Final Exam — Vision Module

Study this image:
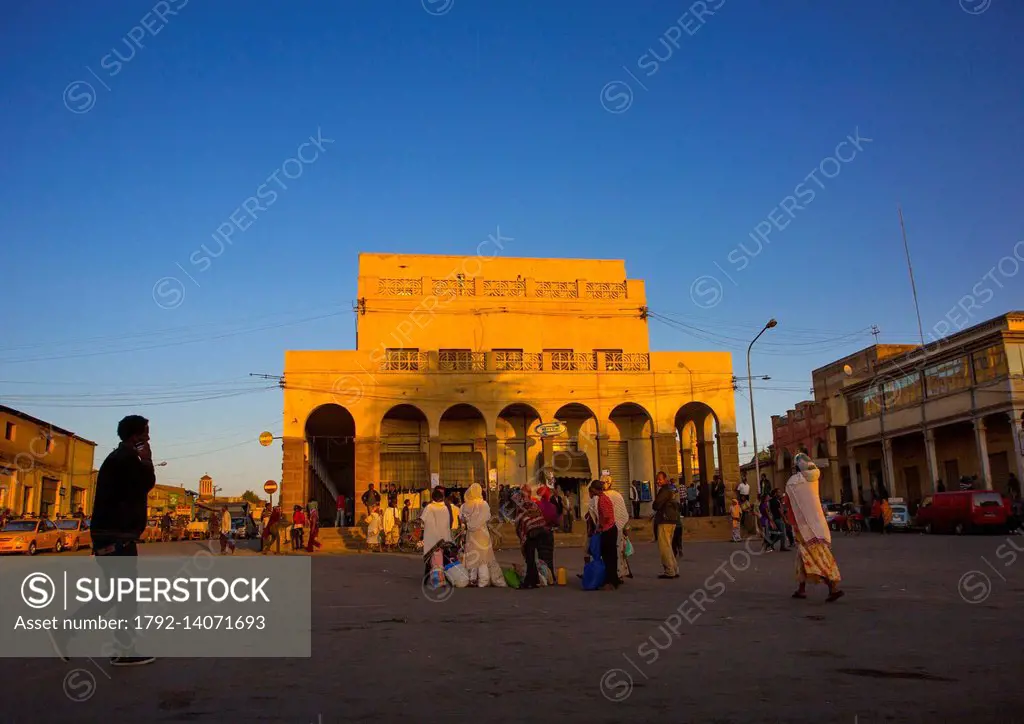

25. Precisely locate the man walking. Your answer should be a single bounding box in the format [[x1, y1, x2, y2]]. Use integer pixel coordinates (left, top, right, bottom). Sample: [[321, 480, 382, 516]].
[[629, 481, 641, 519], [50, 415, 157, 666], [768, 489, 789, 552], [652, 471, 680, 579], [219, 506, 236, 554]]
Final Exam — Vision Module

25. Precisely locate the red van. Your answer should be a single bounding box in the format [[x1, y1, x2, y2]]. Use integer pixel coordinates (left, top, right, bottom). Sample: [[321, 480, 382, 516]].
[[915, 491, 1008, 534]]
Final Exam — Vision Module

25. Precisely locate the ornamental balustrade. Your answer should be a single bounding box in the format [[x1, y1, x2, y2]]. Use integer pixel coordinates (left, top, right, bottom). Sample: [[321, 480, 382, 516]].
[[376, 351, 648, 372], [373, 277, 629, 299]]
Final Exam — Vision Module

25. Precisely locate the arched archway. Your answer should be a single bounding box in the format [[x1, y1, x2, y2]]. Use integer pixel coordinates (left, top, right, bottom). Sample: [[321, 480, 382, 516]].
[[545, 403, 600, 506], [608, 402, 654, 509], [380, 404, 429, 495], [438, 404, 487, 496], [496, 403, 542, 491], [674, 402, 721, 516], [305, 404, 355, 523]]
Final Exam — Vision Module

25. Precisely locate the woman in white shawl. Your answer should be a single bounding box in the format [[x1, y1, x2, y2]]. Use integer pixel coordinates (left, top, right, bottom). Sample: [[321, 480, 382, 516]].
[[588, 478, 631, 580], [786, 453, 844, 602], [460, 483, 496, 585]]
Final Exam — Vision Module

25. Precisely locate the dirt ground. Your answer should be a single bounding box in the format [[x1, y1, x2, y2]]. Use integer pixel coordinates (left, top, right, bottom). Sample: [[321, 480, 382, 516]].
[[5, 532, 1024, 724]]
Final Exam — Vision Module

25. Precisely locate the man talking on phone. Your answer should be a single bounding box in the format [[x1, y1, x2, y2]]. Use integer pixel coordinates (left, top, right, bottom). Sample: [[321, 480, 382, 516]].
[[50, 414, 157, 666]]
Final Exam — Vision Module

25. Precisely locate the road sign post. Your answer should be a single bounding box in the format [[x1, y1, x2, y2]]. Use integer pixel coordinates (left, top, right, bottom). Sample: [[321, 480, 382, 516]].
[[264, 480, 278, 509]]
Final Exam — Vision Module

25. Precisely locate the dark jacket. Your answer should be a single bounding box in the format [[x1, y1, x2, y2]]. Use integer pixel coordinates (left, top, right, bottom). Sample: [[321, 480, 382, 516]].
[[90, 444, 156, 542], [652, 484, 680, 525]]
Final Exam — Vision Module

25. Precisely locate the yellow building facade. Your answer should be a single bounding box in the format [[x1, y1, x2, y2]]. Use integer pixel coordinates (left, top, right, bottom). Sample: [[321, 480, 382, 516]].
[[0, 405, 97, 517], [281, 253, 740, 519]]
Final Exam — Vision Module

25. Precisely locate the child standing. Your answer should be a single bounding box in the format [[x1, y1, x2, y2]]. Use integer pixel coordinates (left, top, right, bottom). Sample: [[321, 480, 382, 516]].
[[730, 498, 742, 542], [291, 505, 306, 550], [366, 506, 382, 551]]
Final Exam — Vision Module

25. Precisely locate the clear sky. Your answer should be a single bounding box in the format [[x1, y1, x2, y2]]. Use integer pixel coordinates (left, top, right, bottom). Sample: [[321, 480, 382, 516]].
[[1, 0, 1021, 494]]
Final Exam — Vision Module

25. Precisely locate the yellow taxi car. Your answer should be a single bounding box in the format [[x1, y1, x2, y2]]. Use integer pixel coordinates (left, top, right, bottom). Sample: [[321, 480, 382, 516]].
[[0, 518, 65, 555], [56, 518, 92, 552]]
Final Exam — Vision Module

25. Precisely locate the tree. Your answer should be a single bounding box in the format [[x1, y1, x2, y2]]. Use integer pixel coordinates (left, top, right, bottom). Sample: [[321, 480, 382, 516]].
[[241, 490, 261, 505]]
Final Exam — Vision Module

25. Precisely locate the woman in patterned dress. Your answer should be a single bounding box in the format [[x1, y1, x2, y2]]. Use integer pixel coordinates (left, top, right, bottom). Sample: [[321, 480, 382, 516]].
[[786, 453, 844, 602]]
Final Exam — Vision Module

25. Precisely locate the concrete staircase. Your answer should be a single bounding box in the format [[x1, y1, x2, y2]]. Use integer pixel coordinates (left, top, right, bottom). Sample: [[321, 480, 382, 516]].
[[314, 515, 734, 554]]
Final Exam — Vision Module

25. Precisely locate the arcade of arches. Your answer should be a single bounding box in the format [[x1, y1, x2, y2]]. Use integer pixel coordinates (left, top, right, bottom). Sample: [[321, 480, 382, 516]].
[[281, 400, 740, 523]]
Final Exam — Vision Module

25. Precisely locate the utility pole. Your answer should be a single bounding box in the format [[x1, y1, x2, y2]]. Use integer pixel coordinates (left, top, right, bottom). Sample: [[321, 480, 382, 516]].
[[897, 205, 937, 492]]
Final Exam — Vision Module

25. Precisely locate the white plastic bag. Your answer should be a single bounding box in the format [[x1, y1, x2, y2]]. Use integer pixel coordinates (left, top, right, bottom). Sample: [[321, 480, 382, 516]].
[[536, 559, 551, 586], [444, 562, 470, 588], [489, 561, 506, 587], [477, 564, 491, 588]]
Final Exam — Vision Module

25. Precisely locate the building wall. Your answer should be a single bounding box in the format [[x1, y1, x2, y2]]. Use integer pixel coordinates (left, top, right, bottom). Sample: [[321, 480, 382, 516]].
[[0, 408, 97, 517], [841, 313, 1024, 498], [147, 485, 195, 518], [356, 254, 650, 355], [283, 254, 740, 518]]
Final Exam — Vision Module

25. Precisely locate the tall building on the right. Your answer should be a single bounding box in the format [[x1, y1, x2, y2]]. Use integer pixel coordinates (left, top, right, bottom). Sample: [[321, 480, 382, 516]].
[[832, 312, 1024, 504]]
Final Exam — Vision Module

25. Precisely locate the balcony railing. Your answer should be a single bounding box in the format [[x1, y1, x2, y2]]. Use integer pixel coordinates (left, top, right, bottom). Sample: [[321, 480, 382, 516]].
[[602, 351, 649, 371], [381, 351, 429, 371], [377, 278, 422, 296], [438, 351, 486, 372], [484, 280, 526, 297], [494, 350, 542, 371], [375, 351, 648, 372]]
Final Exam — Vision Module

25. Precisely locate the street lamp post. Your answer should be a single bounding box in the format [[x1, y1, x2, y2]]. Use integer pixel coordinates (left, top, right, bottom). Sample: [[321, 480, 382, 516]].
[[747, 319, 778, 498]]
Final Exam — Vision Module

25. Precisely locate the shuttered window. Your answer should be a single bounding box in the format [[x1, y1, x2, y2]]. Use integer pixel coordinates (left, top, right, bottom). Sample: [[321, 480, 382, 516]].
[[380, 453, 428, 488], [440, 451, 485, 487], [604, 441, 631, 499]]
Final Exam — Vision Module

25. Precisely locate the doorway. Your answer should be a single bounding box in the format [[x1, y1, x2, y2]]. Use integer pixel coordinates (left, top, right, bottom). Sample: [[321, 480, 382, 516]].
[[944, 459, 960, 488], [903, 466, 922, 504]]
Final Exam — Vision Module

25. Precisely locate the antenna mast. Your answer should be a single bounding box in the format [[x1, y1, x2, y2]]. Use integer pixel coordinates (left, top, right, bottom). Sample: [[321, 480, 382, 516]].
[[898, 206, 926, 348]]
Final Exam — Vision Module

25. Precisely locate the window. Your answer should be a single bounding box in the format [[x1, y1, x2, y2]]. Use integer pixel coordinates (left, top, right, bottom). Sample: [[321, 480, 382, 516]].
[[882, 372, 922, 410], [44, 436, 53, 453], [599, 349, 624, 371], [848, 386, 883, 420], [547, 349, 573, 371], [4, 422, 13, 441], [924, 356, 970, 397], [972, 344, 1008, 383], [383, 348, 421, 371], [494, 349, 524, 371]]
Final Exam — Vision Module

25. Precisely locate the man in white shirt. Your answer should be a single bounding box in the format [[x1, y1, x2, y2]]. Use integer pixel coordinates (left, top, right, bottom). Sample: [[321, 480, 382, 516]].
[[629, 481, 641, 518], [737, 479, 751, 502], [421, 488, 454, 580]]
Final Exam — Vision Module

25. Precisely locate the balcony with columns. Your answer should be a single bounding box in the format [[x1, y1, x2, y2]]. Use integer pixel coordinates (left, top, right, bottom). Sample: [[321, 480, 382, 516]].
[[839, 312, 1024, 500]]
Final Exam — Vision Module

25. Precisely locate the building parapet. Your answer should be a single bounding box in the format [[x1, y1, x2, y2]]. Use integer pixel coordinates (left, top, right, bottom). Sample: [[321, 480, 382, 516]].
[[373, 276, 634, 300]]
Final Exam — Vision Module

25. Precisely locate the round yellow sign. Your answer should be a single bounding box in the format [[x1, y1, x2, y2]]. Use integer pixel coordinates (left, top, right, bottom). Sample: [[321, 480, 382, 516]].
[[258, 431, 274, 447]]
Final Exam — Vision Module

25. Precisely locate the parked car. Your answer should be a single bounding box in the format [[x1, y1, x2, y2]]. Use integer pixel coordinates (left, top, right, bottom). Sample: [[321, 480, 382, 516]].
[[887, 499, 912, 531], [0, 518, 64, 555], [828, 503, 865, 532], [231, 518, 248, 539], [915, 490, 1007, 534], [56, 518, 92, 551]]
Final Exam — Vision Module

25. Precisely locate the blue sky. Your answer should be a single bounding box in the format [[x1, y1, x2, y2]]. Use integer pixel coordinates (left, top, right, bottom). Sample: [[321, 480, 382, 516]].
[[1, 0, 1021, 494]]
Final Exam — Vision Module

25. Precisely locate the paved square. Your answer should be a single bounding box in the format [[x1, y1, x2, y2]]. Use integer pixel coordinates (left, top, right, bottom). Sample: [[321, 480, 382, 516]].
[[4, 534, 1023, 723]]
